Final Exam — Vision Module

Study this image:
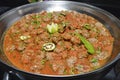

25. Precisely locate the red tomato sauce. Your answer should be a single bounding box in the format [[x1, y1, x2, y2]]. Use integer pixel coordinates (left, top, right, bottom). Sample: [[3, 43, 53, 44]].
[[3, 11, 114, 75]]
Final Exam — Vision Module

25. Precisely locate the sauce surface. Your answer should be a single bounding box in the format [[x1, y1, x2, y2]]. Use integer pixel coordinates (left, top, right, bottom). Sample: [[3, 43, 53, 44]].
[[3, 11, 114, 75]]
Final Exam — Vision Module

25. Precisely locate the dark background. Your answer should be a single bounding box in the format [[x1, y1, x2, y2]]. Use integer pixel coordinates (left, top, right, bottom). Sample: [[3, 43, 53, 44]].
[[0, 0, 120, 80], [0, 0, 120, 7], [0, 0, 120, 18]]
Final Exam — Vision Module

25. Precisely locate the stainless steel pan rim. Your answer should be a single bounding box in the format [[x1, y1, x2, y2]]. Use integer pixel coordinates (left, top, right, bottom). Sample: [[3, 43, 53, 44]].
[[0, 1, 120, 78]]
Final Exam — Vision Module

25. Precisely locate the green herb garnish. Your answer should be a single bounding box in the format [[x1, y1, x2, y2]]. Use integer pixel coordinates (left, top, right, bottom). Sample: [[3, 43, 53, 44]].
[[62, 21, 69, 27], [84, 23, 91, 30], [91, 58, 98, 63], [47, 13, 52, 18], [63, 69, 67, 74], [32, 21, 40, 25], [96, 47, 101, 54], [20, 35, 31, 40], [32, 15, 40, 19], [41, 59, 47, 65], [70, 67, 75, 75]]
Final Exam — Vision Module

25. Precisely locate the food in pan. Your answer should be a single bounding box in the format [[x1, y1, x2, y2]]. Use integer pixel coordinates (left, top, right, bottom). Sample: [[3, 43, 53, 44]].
[[3, 10, 114, 75]]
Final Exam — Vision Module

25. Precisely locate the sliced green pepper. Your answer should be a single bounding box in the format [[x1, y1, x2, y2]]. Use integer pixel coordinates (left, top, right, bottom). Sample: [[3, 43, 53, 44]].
[[75, 33, 95, 54], [47, 22, 59, 34], [42, 42, 56, 51]]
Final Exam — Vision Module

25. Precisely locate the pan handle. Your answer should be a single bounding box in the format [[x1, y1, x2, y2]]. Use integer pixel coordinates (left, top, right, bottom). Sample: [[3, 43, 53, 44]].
[[116, 73, 120, 80], [3, 71, 26, 80], [3, 72, 9, 80], [115, 61, 120, 80], [114, 53, 120, 80]]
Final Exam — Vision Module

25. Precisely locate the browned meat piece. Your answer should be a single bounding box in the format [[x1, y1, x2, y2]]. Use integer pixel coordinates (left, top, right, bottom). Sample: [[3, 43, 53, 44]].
[[66, 56, 77, 68]]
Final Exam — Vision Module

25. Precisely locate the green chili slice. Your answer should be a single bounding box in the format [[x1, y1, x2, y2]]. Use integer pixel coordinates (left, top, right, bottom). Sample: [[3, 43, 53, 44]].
[[75, 33, 95, 54], [43, 43, 56, 51], [47, 22, 59, 34]]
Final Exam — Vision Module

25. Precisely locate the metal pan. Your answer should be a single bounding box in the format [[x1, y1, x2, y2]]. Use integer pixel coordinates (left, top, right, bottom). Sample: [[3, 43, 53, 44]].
[[0, 1, 120, 80]]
